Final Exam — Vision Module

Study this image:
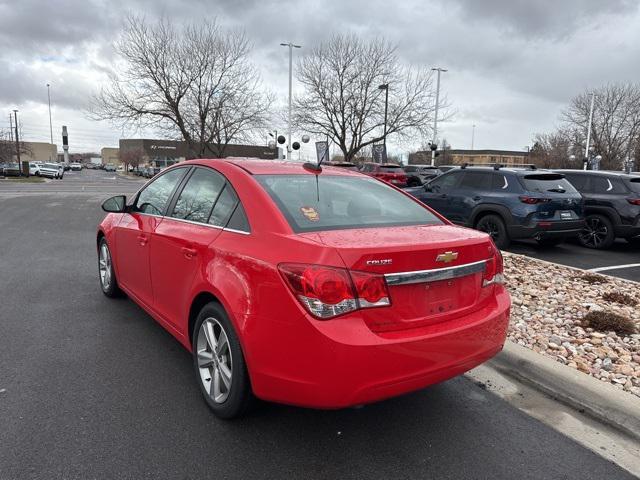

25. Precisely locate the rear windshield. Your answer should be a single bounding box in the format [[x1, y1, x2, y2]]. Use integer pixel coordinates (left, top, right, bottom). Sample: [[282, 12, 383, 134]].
[[256, 174, 443, 233], [629, 178, 640, 193], [380, 166, 404, 172], [519, 174, 578, 194]]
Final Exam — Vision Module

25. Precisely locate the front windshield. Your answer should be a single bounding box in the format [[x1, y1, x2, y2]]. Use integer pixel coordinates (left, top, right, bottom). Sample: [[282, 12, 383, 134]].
[[256, 174, 442, 233]]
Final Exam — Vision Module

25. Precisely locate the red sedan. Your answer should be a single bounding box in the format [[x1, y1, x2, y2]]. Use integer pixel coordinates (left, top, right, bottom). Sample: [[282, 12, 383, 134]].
[[360, 162, 409, 187], [97, 159, 510, 418]]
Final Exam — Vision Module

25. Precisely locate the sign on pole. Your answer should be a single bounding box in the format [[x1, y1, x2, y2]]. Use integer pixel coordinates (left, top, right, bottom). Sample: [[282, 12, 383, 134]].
[[372, 144, 385, 163], [315, 141, 329, 164]]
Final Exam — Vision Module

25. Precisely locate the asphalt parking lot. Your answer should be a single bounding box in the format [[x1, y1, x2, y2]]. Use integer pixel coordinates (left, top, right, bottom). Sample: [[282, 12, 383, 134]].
[[0, 169, 636, 479]]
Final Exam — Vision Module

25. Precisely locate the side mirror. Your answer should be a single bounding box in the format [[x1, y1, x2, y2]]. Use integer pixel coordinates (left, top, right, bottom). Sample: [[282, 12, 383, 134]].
[[101, 195, 127, 213]]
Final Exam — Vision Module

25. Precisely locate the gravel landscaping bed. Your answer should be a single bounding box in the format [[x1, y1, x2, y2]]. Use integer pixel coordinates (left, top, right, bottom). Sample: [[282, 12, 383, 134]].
[[503, 253, 640, 399]]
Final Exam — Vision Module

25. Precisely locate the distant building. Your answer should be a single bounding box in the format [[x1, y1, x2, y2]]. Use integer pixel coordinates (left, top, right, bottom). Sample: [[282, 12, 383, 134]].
[[118, 139, 278, 168], [101, 147, 120, 166], [410, 149, 530, 167], [15, 142, 57, 162]]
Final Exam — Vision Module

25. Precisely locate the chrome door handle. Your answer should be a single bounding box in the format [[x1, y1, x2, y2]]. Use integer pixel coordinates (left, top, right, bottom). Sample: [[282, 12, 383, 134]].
[[181, 247, 197, 259], [137, 234, 148, 246]]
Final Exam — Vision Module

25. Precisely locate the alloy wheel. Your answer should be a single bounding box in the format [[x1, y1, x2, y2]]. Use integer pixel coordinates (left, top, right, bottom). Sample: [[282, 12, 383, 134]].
[[196, 318, 233, 404], [99, 243, 111, 290], [478, 221, 500, 240], [579, 217, 608, 248]]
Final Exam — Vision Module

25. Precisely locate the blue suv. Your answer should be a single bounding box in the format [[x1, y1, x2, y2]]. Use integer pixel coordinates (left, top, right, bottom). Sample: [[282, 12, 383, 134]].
[[405, 166, 585, 249]]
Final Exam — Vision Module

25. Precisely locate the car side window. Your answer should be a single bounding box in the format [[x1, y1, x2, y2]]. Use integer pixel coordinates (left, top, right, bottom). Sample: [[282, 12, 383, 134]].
[[428, 171, 459, 191], [564, 174, 588, 191], [209, 184, 239, 227], [226, 203, 250, 232], [588, 176, 627, 194], [459, 171, 492, 190], [135, 168, 187, 215], [170, 168, 225, 223], [491, 174, 510, 190]]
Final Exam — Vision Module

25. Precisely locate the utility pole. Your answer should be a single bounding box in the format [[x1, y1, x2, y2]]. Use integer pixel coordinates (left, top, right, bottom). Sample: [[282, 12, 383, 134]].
[[471, 124, 476, 150], [47, 83, 53, 144], [378, 83, 389, 162], [431, 67, 447, 166], [13, 110, 21, 175], [9, 113, 14, 143], [280, 42, 301, 159], [584, 92, 596, 171]]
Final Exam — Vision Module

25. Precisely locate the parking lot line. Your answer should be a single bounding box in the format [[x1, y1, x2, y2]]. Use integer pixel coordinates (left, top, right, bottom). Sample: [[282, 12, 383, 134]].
[[589, 263, 640, 272]]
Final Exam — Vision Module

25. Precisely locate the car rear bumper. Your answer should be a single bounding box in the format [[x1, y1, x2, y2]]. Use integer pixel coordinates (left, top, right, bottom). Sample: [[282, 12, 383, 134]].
[[508, 219, 585, 240], [245, 288, 510, 408]]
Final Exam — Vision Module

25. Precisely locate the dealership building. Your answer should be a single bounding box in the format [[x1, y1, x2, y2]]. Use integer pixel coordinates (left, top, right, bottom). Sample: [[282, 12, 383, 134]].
[[117, 139, 279, 167]]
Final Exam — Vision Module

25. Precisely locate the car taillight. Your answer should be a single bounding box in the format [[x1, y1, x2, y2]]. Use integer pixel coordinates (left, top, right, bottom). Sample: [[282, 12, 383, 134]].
[[482, 246, 504, 287], [519, 196, 551, 204], [278, 263, 390, 319], [627, 198, 640, 206]]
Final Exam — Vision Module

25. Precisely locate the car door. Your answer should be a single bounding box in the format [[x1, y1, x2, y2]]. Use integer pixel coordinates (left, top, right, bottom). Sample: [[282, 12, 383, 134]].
[[454, 171, 494, 225], [150, 167, 237, 331], [114, 167, 188, 307], [418, 170, 462, 218]]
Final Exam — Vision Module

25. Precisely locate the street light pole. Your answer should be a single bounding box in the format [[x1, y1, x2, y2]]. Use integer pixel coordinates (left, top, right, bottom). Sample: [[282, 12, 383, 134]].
[[280, 42, 301, 159], [13, 110, 21, 175], [431, 67, 447, 166], [47, 83, 53, 145], [584, 92, 596, 170], [378, 83, 389, 163], [471, 124, 476, 150]]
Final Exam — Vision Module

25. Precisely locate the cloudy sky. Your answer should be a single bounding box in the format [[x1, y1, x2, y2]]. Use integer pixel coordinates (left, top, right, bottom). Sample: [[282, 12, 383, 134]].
[[1, 0, 639, 159]]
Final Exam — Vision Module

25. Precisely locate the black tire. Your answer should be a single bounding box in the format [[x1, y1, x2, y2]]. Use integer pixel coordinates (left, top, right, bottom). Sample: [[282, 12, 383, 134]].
[[578, 214, 615, 249], [192, 302, 253, 419], [98, 237, 122, 297], [536, 237, 565, 247], [476, 214, 510, 249]]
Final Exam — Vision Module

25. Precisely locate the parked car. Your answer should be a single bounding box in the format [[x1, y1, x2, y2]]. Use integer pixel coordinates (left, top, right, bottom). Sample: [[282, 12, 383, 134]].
[[360, 162, 408, 187], [405, 166, 585, 249], [29, 162, 41, 176], [97, 159, 510, 418], [327, 161, 359, 171], [1, 162, 21, 176], [404, 165, 442, 187], [556, 170, 640, 248], [39, 163, 64, 179], [436, 165, 457, 173], [69, 162, 83, 171], [104, 163, 117, 172]]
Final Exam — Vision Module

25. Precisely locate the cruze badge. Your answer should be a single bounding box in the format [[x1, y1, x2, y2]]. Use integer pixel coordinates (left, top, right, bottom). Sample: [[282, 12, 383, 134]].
[[366, 259, 393, 266], [436, 251, 458, 263]]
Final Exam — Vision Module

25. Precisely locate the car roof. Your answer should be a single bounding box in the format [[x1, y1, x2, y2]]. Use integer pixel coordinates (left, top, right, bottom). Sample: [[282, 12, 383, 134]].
[[451, 166, 557, 175], [554, 169, 638, 179], [183, 158, 362, 176]]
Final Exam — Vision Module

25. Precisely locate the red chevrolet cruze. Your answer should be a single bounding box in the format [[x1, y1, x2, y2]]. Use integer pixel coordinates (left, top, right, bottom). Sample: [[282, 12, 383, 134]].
[[97, 159, 510, 418]]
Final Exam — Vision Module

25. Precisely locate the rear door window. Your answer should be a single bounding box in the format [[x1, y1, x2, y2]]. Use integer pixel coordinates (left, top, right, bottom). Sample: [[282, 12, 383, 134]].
[[170, 167, 225, 223], [563, 174, 588, 191], [588, 176, 627, 194], [209, 185, 239, 227], [428, 171, 460, 191]]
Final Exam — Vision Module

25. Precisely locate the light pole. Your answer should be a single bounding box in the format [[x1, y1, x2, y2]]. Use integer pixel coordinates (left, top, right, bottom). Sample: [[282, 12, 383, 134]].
[[584, 92, 596, 170], [13, 110, 21, 175], [471, 124, 476, 150], [280, 42, 301, 159], [378, 83, 389, 163], [47, 83, 53, 146], [431, 67, 447, 166]]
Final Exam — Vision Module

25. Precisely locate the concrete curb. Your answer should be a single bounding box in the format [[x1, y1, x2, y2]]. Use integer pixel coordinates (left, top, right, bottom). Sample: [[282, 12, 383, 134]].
[[489, 341, 640, 441]]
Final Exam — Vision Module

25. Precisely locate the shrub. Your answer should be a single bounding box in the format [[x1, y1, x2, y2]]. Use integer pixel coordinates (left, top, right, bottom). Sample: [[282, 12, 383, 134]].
[[602, 291, 638, 307], [582, 311, 637, 336], [578, 273, 608, 284]]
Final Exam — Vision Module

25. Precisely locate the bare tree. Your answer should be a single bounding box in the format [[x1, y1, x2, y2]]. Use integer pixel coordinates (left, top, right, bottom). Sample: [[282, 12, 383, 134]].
[[293, 35, 442, 163], [0, 128, 33, 164], [90, 16, 273, 159], [561, 83, 640, 170], [120, 148, 146, 172], [529, 131, 583, 169]]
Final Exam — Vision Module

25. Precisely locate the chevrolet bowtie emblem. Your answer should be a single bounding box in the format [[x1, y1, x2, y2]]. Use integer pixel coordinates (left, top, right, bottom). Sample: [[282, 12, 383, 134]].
[[436, 251, 458, 263]]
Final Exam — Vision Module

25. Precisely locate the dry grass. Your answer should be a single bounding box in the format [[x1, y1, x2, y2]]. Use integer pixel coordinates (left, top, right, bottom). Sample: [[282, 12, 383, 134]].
[[578, 273, 609, 284], [582, 311, 637, 336], [602, 291, 638, 307]]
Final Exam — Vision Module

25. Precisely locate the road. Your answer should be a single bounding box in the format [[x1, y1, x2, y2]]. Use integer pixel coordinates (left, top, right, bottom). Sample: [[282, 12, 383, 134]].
[[0, 169, 636, 479]]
